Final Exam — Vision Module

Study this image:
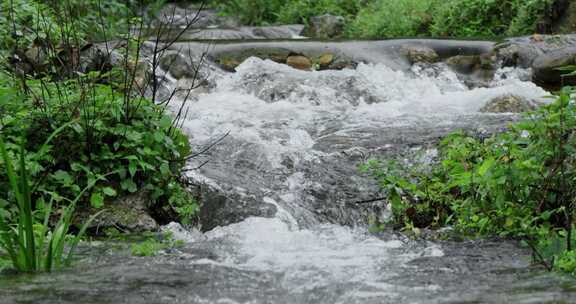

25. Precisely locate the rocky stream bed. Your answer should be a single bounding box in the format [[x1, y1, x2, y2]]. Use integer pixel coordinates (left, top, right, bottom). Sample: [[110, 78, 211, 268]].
[[3, 5, 576, 304]]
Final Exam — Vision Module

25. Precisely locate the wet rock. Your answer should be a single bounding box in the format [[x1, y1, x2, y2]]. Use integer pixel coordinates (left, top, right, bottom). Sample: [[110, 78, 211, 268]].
[[446, 55, 481, 74], [329, 60, 358, 70], [318, 53, 335, 69], [23, 43, 49, 72], [402, 45, 439, 64], [303, 14, 345, 39], [79, 42, 124, 74], [480, 95, 537, 113], [532, 47, 576, 85], [77, 191, 159, 234], [217, 57, 243, 71], [495, 34, 576, 68], [195, 184, 277, 232], [286, 55, 313, 70], [213, 48, 292, 71], [250, 25, 305, 39], [159, 52, 198, 79], [445, 54, 496, 87]]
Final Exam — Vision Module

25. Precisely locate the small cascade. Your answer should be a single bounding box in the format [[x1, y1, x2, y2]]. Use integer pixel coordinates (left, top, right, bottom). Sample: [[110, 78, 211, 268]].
[[2, 40, 575, 304], [166, 56, 547, 228]]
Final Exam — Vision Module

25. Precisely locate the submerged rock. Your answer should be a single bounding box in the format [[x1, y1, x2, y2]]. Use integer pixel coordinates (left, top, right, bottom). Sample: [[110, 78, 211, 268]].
[[286, 54, 313, 70], [318, 53, 335, 68], [480, 95, 537, 113], [444, 53, 496, 88], [446, 55, 481, 74], [303, 14, 345, 39], [402, 45, 439, 64]]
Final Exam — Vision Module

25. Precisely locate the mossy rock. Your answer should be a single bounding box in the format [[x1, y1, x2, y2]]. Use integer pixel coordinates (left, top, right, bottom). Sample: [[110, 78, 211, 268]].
[[480, 94, 537, 113], [75, 191, 159, 235]]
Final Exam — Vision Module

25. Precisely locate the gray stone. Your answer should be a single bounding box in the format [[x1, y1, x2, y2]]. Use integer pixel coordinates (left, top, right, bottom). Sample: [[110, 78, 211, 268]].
[[532, 47, 576, 85], [480, 95, 537, 113], [78, 42, 124, 74], [304, 14, 345, 39], [495, 34, 576, 68], [195, 184, 277, 232], [159, 52, 198, 79]]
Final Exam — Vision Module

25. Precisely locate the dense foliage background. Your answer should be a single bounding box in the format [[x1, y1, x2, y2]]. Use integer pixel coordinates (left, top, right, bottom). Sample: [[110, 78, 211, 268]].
[[216, 0, 557, 38]]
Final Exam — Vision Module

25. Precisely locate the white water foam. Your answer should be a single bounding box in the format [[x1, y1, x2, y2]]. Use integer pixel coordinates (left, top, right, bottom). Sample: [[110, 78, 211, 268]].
[[163, 57, 549, 302], [172, 58, 547, 156]]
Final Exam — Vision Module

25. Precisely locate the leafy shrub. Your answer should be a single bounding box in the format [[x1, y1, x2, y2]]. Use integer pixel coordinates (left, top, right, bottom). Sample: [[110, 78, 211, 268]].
[[0, 0, 59, 52], [0, 133, 102, 272], [217, 0, 556, 38], [557, 250, 576, 275], [218, 0, 365, 25], [430, 0, 553, 37], [0, 0, 163, 50], [346, 0, 437, 38], [363, 87, 576, 272], [218, 0, 285, 25], [276, 0, 365, 25], [0, 73, 197, 225]]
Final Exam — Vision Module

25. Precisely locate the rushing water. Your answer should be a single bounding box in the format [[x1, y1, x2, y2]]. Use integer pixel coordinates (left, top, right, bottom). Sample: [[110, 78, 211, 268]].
[[2, 47, 576, 303]]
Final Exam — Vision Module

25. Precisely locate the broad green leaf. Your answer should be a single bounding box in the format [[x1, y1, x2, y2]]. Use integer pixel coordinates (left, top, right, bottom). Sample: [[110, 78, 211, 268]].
[[102, 187, 117, 197], [90, 193, 104, 209]]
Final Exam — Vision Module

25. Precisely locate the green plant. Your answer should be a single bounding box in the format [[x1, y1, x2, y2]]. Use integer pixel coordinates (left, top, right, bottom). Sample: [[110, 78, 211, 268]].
[[130, 232, 184, 257], [0, 133, 102, 272], [0, 0, 200, 229], [0, 74, 197, 224], [557, 250, 576, 275], [276, 0, 364, 25], [430, 0, 553, 37], [346, 0, 437, 38], [363, 87, 576, 272], [218, 0, 364, 26], [218, 0, 284, 25]]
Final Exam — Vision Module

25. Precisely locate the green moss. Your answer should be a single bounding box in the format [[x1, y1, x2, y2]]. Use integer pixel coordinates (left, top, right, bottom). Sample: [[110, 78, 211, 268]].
[[130, 232, 184, 257]]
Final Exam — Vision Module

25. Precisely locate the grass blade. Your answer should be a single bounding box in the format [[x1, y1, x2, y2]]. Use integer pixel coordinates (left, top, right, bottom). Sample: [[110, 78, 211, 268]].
[[65, 209, 106, 266], [18, 145, 36, 270]]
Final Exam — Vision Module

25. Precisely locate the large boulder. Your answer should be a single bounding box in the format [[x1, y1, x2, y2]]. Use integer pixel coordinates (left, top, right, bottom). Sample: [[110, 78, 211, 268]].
[[495, 34, 576, 68], [193, 184, 277, 232], [480, 95, 537, 113], [532, 47, 576, 85], [159, 52, 199, 79], [78, 42, 124, 74], [303, 14, 345, 39]]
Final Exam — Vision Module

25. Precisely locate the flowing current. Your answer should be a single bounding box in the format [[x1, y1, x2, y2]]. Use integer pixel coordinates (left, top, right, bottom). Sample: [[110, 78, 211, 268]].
[[3, 56, 576, 304]]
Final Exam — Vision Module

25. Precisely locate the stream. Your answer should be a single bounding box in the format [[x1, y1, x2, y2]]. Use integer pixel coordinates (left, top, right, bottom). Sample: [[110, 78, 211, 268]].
[[2, 21, 576, 304]]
